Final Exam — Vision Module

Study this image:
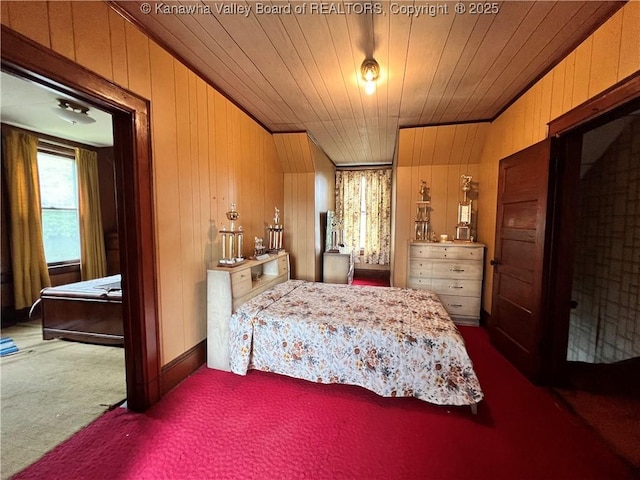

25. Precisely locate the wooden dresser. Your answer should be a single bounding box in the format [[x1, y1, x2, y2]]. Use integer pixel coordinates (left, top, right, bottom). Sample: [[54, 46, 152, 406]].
[[207, 252, 290, 370], [407, 242, 485, 326]]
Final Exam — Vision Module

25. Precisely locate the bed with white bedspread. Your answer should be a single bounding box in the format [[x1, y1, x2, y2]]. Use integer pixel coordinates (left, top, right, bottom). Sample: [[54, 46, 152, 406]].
[[228, 280, 483, 408]]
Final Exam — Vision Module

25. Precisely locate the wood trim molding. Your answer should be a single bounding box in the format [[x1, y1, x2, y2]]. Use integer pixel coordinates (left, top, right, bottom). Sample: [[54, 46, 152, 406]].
[[548, 70, 640, 137], [161, 340, 206, 395], [1, 25, 161, 412]]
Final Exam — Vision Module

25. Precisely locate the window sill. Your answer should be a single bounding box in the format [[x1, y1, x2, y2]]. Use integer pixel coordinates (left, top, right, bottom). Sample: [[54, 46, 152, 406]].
[[47, 262, 80, 275]]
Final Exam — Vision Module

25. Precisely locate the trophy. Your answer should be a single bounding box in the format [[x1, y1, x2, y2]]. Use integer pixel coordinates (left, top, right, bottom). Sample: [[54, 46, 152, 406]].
[[218, 203, 245, 265], [267, 207, 284, 252], [455, 175, 474, 242], [327, 214, 344, 252], [254, 236, 266, 257], [414, 181, 431, 241]]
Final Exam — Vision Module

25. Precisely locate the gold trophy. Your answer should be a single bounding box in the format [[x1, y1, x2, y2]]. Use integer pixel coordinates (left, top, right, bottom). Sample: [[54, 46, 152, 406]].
[[267, 207, 284, 252], [414, 181, 431, 241], [218, 203, 245, 265], [455, 175, 474, 242]]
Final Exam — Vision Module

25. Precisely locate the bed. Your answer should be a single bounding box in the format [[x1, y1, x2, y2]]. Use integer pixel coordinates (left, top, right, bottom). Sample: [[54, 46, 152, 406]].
[[227, 280, 483, 410], [31, 274, 123, 346]]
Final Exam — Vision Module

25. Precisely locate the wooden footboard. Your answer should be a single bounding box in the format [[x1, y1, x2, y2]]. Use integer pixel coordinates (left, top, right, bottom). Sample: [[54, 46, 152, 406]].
[[36, 275, 124, 346]]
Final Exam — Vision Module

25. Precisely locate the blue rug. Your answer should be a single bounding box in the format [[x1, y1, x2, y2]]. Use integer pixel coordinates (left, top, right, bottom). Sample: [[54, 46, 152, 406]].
[[1, 337, 19, 356]]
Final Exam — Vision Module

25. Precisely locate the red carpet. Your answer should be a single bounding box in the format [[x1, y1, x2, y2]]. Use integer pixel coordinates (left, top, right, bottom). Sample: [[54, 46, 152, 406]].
[[13, 327, 636, 480], [351, 271, 390, 287]]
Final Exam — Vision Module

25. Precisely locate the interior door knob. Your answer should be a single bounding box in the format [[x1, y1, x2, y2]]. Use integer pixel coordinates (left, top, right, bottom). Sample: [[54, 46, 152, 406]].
[[490, 259, 500, 265]]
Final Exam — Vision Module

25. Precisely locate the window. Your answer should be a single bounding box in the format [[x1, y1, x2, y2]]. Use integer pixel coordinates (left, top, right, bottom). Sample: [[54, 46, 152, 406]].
[[336, 169, 392, 265], [359, 175, 367, 250], [37, 151, 81, 264]]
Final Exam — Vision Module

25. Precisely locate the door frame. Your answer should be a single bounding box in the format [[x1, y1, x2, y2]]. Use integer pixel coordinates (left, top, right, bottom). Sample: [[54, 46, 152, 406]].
[[1, 26, 161, 411], [545, 71, 640, 385]]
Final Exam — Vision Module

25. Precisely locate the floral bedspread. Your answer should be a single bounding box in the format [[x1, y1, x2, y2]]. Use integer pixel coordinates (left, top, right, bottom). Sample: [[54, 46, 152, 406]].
[[229, 280, 483, 406]]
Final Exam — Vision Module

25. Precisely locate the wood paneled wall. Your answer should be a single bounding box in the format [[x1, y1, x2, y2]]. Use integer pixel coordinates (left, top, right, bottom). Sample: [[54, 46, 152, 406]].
[[393, 3, 639, 300], [275, 133, 335, 281], [1, 1, 283, 365], [477, 2, 640, 313], [311, 140, 336, 279], [396, 123, 489, 167], [392, 123, 487, 287]]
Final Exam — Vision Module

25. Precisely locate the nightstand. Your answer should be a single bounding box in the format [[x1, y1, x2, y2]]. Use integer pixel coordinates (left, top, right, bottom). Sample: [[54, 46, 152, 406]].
[[323, 247, 354, 284]]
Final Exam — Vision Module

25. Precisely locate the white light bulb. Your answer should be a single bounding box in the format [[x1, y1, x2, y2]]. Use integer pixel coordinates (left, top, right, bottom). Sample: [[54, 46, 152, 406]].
[[364, 81, 376, 95], [364, 68, 375, 82]]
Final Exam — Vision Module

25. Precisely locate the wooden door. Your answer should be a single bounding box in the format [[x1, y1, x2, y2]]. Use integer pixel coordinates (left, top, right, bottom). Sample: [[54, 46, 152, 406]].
[[490, 139, 553, 383]]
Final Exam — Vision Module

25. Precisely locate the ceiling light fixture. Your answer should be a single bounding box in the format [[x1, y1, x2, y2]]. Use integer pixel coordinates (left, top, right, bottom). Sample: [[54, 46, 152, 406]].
[[54, 98, 96, 125], [361, 58, 380, 95]]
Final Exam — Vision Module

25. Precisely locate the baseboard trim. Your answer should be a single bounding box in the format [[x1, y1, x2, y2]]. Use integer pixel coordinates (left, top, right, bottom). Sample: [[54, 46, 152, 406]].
[[354, 263, 390, 272], [160, 339, 206, 395], [481, 309, 491, 328], [0, 307, 29, 328]]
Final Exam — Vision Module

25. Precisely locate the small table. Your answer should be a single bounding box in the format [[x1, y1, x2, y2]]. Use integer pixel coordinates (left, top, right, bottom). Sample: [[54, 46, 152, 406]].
[[323, 247, 354, 284]]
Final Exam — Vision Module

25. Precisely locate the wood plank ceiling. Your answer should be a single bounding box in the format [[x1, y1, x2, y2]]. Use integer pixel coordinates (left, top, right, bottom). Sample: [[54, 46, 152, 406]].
[[112, 1, 624, 166]]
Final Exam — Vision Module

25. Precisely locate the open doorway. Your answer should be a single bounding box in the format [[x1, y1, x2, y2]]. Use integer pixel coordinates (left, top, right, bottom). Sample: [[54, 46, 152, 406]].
[[1, 27, 160, 412], [567, 111, 640, 371], [547, 91, 640, 471], [0, 69, 128, 478]]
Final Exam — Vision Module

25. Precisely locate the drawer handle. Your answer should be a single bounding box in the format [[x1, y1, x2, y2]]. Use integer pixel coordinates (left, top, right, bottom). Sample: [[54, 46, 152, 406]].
[[449, 304, 464, 308], [448, 286, 464, 289], [450, 269, 465, 272]]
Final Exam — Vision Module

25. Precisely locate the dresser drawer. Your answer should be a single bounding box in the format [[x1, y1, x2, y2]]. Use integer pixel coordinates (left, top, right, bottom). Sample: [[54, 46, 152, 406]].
[[408, 260, 433, 277], [429, 278, 481, 297], [431, 261, 483, 280], [409, 245, 440, 259], [410, 244, 484, 260], [230, 269, 252, 297], [437, 295, 481, 317], [407, 277, 432, 289], [278, 255, 289, 275]]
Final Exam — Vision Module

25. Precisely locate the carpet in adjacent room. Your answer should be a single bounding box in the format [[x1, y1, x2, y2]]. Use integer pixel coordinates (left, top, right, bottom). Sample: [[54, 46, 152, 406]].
[[0, 321, 126, 480]]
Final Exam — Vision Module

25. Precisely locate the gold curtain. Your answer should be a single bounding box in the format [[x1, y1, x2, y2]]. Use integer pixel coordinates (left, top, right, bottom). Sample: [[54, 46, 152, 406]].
[[362, 169, 392, 265], [335, 169, 392, 265], [1, 129, 51, 309], [335, 170, 362, 252], [76, 147, 107, 280]]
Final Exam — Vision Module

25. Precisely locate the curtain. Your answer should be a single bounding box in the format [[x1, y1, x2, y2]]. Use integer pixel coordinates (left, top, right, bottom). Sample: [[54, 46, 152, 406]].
[[362, 169, 392, 265], [76, 147, 107, 280], [335, 170, 362, 252], [1, 129, 51, 309], [335, 169, 392, 265]]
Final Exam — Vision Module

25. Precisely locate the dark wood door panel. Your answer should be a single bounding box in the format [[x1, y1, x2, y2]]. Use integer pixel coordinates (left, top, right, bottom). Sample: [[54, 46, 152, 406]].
[[501, 168, 542, 203], [494, 300, 537, 350], [502, 201, 539, 230], [501, 239, 536, 281], [491, 309, 540, 379], [496, 274, 534, 312], [499, 227, 537, 243], [491, 139, 552, 383]]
